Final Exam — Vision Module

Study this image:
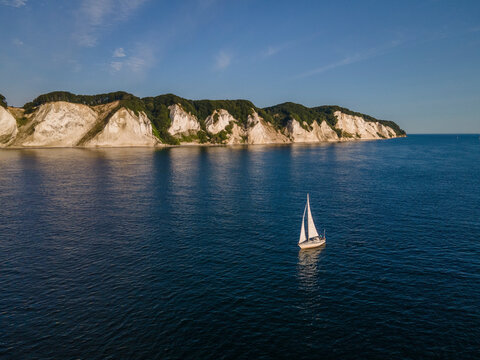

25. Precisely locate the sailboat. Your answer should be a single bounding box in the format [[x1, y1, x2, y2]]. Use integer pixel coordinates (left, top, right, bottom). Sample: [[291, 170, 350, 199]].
[[298, 194, 326, 249]]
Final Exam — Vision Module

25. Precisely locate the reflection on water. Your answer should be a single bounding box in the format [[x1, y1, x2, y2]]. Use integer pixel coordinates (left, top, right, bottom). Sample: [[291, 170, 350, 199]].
[[1, 136, 480, 359], [297, 245, 325, 290]]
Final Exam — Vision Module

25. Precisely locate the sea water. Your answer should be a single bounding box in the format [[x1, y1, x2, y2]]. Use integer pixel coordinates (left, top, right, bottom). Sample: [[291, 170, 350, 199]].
[[1, 135, 479, 359]]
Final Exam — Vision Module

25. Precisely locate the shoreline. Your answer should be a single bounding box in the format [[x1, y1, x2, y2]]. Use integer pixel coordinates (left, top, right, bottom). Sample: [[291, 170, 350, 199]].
[[0, 136, 407, 150]]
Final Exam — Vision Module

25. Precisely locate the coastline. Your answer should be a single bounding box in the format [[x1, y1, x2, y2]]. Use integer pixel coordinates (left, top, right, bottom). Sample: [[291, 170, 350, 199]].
[[0, 93, 406, 149], [0, 135, 407, 150]]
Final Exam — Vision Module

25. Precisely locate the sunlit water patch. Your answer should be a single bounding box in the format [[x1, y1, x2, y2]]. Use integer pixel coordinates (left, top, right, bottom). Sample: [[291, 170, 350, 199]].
[[1, 135, 479, 359]]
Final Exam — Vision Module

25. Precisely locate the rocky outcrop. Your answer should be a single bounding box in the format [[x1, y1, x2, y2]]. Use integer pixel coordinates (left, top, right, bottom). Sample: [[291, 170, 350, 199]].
[[286, 119, 339, 142], [334, 111, 396, 139], [317, 121, 340, 141], [18, 102, 98, 147], [205, 109, 235, 134], [246, 112, 289, 144], [0, 92, 405, 147], [168, 104, 200, 136], [226, 123, 246, 145], [204, 110, 290, 145], [7, 102, 158, 147], [86, 108, 157, 147], [0, 106, 18, 146], [285, 112, 397, 143]]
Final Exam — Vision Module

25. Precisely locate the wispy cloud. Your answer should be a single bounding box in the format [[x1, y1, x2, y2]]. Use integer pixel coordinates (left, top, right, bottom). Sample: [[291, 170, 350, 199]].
[[113, 47, 126, 57], [110, 61, 123, 71], [73, 0, 149, 47], [261, 40, 295, 58], [126, 56, 147, 72], [295, 40, 403, 79], [110, 43, 155, 73], [1, 0, 27, 7], [296, 54, 366, 78], [263, 45, 283, 58], [12, 38, 23, 46], [258, 33, 323, 61], [214, 50, 232, 70]]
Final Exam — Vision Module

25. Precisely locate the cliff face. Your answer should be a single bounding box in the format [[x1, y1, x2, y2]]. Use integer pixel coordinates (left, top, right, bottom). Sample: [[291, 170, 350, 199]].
[[162, 106, 399, 145], [334, 111, 395, 139], [168, 104, 200, 136], [246, 112, 290, 144], [8, 102, 159, 147], [0, 91, 405, 147], [16, 102, 98, 147], [226, 123, 246, 145], [0, 106, 18, 146], [86, 108, 157, 147], [286, 119, 339, 142], [205, 109, 234, 134]]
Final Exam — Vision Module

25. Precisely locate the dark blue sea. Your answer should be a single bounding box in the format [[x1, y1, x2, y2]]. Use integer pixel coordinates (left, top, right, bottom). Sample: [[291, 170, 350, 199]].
[[1, 135, 480, 359]]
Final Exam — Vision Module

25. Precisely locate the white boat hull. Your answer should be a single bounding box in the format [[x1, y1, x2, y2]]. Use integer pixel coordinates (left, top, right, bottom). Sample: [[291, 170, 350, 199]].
[[299, 237, 326, 249]]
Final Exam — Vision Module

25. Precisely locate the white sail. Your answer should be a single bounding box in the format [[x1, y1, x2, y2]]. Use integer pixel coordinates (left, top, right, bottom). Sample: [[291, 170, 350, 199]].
[[299, 204, 307, 244], [306, 194, 319, 239]]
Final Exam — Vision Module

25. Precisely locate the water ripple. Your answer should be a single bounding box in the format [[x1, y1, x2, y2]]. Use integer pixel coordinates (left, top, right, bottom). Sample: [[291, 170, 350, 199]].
[[0, 136, 479, 358]]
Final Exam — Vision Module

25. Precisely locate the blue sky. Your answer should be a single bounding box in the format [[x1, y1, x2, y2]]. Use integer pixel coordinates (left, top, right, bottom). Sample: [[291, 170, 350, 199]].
[[0, 0, 479, 133]]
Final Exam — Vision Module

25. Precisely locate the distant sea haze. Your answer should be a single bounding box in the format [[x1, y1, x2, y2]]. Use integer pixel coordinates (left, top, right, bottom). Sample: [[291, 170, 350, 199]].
[[1, 135, 479, 358], [0, 91, 405, 148]]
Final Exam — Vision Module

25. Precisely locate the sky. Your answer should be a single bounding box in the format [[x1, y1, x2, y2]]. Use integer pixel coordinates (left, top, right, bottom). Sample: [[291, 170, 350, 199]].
[[0, 0, 479, 133]]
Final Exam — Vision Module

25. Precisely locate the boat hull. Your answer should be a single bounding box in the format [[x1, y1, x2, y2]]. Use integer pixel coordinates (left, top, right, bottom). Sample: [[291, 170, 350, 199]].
[[299, 237, 326, 249]]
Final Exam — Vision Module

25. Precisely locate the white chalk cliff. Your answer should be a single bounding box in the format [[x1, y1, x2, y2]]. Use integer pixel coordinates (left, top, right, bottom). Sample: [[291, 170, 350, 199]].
[[168, 104, 200, 136], [19, 102, 98, 147], [205, 109, 235, 134], [204, 110, 292, 144], [334, 111, 395, 139], [87, 108, 157, 147], [0, 96, 403, 147], [226, 123, 246, 145], [286, 119, 339, 142], [7, 102, 159, 147], [246, 112, 289, 144], [0, 106, 18, 146]]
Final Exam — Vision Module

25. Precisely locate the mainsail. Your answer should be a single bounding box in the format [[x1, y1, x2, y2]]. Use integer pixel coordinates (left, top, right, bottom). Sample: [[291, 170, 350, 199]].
[[306, 194, 319, 239], [299, 204, 307, 244]]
